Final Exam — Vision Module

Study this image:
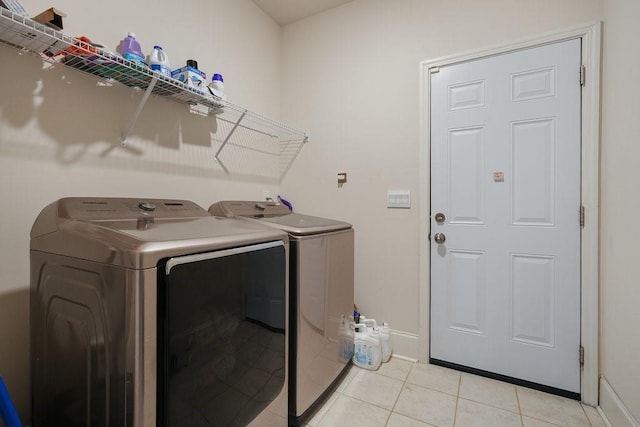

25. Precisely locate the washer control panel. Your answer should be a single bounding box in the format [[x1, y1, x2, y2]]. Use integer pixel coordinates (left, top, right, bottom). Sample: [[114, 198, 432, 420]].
[[138, 201, 157, 212], [209, 200, 290, 218]]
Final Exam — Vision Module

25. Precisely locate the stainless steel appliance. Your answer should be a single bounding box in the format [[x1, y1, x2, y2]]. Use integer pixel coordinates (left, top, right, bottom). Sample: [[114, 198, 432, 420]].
[[208, 201, 354, 426], [30, 197, 289, 426]]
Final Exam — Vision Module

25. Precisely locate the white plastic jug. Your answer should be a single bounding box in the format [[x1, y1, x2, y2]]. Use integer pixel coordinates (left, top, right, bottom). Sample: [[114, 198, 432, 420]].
[[146, 45, 171, 77], [338, 315, 354, 363], [352, 323, 382, 370], [116, 32, 145, 63], [379, 322, 392, 362], [362, 317, 377, 328]]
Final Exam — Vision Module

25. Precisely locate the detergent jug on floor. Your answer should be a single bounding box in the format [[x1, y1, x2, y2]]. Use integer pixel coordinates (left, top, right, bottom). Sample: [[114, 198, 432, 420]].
[[352, 323, 382, 370], [338, 314, 354, 363], [379, 322, 392, 362]]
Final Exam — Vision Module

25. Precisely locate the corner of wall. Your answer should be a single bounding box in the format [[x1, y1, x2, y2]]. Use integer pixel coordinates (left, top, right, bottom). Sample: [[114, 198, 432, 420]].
[[599, 376, 640, 427], [390, 329, 420, 361]]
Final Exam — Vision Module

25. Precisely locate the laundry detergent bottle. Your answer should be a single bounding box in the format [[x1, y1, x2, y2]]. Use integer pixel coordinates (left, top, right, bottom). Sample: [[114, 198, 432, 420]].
[[338, 315, 354, 362], [116, 32, 145, 63], [379, 322, 392, 362], [362, 318, 377, 329], [352, 323, 382, 370]]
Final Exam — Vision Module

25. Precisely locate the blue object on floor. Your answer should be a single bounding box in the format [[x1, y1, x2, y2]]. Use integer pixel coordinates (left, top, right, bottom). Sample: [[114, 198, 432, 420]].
[[0, 375, 22, 427]]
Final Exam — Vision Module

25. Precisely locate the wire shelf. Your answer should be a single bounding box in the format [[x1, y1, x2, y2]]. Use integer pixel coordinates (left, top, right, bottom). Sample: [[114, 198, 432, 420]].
[[0, 7, 308, 179]]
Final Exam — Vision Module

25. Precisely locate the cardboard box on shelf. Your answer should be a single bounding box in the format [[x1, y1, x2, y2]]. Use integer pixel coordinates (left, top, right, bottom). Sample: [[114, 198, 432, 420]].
[[32, 7, 65, 30], [171, 66, 207, 92]]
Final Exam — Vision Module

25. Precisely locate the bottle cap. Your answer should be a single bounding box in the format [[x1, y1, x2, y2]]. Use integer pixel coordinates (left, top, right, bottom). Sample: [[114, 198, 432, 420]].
[[187, 59, 198, 69], [127, 32, 135, 38], [213, 73, 224, 82], [154, 45, 163, 50]]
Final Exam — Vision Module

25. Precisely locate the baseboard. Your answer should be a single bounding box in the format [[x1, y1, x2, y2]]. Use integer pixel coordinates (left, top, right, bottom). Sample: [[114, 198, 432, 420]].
[[390, 329, 419, 361], [599, 376, 640, 427]]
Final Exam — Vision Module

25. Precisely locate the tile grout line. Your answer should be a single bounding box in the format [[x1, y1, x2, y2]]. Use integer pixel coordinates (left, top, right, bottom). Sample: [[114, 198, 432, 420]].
[[390, 363, 444, 427], [515, 386, 525, 427], [384, 363, 412, 425], [452, 372, 462, 427], [580, 402, 596, 427], [455, 394, 526, 416], [307, 379, 346, 427], [456, 373, 528, 416], [339, 367, 408, 423], [318, 360, 594, 427], [515, 386, 579, 426]]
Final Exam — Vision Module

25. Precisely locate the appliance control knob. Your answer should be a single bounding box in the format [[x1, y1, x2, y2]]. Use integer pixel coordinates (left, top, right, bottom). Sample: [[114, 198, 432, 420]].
[[138, 201, 156, 212]]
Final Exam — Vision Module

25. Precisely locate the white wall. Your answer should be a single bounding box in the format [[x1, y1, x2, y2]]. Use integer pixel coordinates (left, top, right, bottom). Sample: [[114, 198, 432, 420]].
[[600, 0, 640, 423], [281, 0, 603, 359], [0, 0, 281, 422]]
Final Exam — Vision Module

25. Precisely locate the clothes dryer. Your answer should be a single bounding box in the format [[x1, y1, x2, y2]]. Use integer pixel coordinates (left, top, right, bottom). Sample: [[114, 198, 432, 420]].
[[30, 197, 289, 426], [208, 201, 354, 426]]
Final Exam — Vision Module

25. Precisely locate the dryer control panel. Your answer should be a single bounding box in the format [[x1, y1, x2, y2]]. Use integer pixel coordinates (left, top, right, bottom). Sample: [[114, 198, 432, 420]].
[[56, 197, 209, 220]]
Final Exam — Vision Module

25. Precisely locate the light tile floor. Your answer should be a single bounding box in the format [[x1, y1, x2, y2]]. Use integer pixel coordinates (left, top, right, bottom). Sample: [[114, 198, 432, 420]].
[[304, 358, 606, 427]]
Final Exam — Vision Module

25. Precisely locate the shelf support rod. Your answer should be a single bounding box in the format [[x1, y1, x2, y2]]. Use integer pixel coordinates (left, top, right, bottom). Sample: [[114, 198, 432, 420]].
[[214, 109, 247, 160], [121, 76, 158, 146], [216, 116, 279, 139], [279, 132, 309, 180]]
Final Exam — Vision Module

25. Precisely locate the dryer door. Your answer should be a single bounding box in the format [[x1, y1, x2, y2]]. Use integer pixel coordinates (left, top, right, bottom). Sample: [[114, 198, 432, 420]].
[[157, 241, 288, 427]]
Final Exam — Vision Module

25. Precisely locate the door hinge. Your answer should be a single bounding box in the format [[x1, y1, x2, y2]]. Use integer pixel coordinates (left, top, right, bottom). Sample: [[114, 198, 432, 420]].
[[579, 345, 585, 367], [580, 65, 586, 86], [579, 205, 585, 228]]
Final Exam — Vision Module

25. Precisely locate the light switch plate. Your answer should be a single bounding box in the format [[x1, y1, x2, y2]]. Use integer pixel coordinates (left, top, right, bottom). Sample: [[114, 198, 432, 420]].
[[387, 190, 411, 208]]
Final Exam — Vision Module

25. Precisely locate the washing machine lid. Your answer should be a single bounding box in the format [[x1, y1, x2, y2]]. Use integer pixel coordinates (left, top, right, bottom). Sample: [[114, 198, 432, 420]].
[[30, 197, 289, 269], [209, 200, 352, 236]]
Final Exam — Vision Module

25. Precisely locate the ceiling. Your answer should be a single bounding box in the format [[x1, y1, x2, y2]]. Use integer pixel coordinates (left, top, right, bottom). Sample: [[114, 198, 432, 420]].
[[252, 0, 354, 25]]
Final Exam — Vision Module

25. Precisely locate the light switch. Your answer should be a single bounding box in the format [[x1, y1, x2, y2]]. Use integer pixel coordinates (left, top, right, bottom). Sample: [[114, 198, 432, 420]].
[[387, 190, 411, 208]]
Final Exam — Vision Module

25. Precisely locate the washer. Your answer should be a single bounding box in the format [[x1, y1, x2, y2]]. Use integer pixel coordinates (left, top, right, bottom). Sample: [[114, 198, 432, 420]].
[[208, 201, 354, 426], [30, 197, 290, 426]]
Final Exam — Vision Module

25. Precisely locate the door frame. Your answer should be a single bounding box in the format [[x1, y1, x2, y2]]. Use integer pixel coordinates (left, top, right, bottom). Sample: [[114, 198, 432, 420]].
[[418, 22, 601, 405]]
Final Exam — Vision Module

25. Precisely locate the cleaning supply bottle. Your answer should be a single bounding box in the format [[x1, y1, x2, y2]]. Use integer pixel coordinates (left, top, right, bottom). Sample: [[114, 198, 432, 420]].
[[379, 322, 392, 362], [352, 306, 360, 324], [208, 73, 226, 99], [116, 32, 145, 64], [362, 318, 377, 329], [338, 315, 354, 363], [146, 45, 171, 77], [352, 323, 382, 370]]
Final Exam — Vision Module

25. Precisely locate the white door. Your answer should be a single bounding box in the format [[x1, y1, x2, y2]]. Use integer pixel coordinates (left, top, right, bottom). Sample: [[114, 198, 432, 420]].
[[430, 39, 582, 394]]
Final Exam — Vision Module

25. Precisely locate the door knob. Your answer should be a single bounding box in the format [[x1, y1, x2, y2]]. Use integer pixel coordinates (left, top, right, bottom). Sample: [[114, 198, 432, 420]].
[[434, 233, 446, 244], [434, 212, 445, 222]]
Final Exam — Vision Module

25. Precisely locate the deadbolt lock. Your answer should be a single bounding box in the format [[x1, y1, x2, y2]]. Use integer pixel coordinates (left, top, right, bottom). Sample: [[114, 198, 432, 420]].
[[434, 212, 445, 223]]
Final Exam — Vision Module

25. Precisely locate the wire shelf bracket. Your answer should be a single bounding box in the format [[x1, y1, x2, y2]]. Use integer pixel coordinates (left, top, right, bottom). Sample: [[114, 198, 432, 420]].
[[214, 109, 247, 160], [121, 76, 157, 146]]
